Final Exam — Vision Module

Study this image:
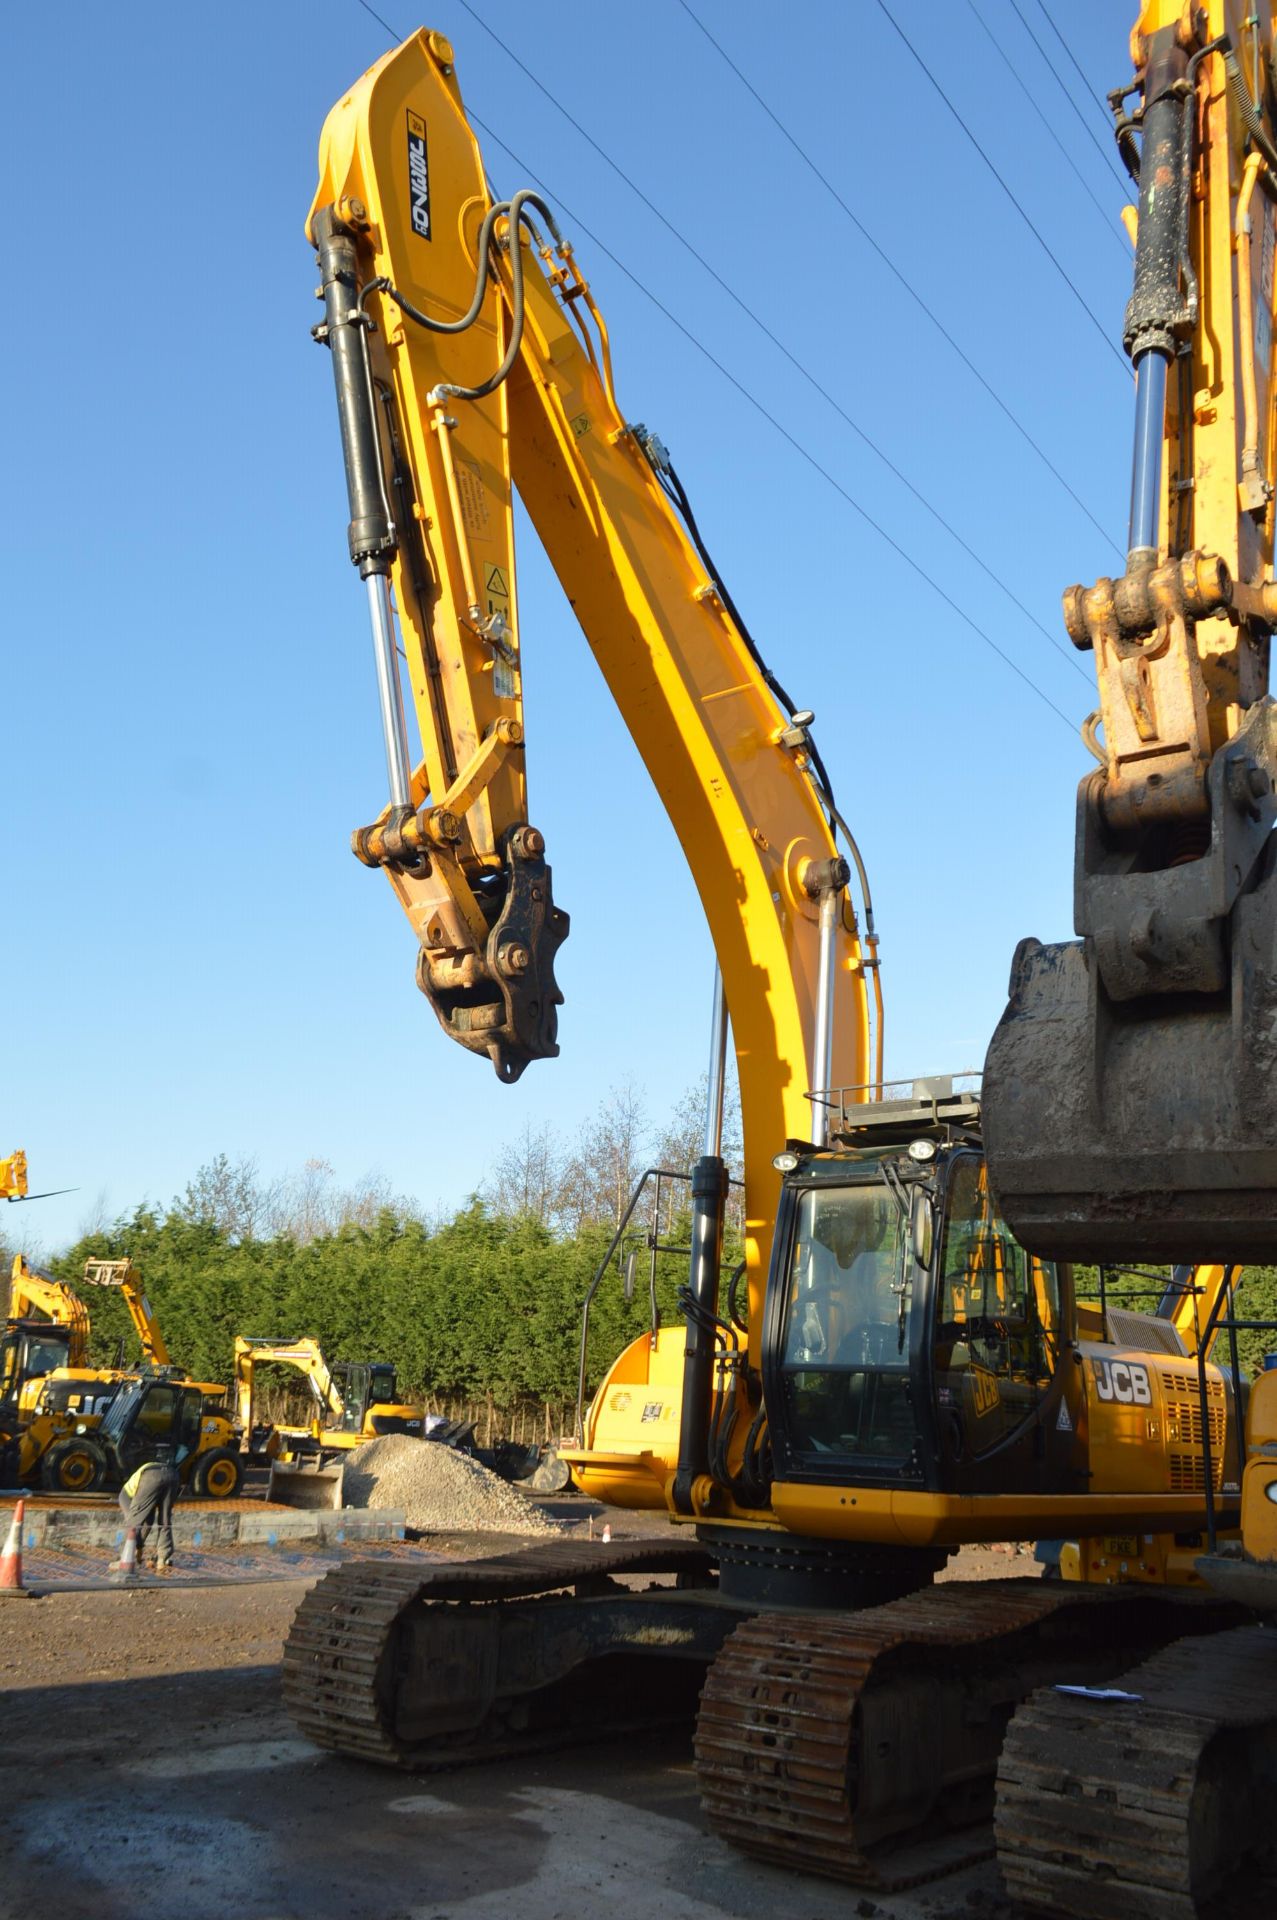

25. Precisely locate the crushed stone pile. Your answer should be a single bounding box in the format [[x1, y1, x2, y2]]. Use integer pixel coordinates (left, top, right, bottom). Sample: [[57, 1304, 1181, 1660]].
[[341, 1434, 557, 1536]]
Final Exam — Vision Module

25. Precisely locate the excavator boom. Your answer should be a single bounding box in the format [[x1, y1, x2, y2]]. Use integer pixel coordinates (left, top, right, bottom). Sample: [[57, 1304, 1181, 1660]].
[[307, 29, 878, 1312], [985, 1, 1277, 1262]]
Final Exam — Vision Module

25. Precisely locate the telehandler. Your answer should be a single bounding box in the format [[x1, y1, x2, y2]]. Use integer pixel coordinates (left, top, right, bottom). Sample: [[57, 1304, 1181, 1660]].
[[2, 1254, 238, 1495]]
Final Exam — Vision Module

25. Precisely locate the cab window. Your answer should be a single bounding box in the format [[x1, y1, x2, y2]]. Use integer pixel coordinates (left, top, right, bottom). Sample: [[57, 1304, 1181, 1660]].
[[935, 1157, 1060, 1454], [179, 1392, 203, 1454], [780, 1184, 916, 1466], [136, 1386, 177, 1440]]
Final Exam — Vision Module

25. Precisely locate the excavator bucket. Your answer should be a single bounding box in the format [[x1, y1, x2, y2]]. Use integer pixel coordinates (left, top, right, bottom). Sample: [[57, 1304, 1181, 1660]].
[[267, 1459, 346, 1510], [983, 836, 1277, 1264]]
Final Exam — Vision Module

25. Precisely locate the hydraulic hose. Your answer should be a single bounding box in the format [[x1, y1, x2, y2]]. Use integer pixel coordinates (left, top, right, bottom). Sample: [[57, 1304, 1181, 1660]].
[[360, 190, 563, 404], [1225, 45, 1277, 175]]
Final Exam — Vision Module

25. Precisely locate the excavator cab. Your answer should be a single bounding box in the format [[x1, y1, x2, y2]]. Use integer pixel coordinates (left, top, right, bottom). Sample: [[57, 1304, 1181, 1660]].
[[0, 1322, 76, 1425], [764, 1089, 1077, 1503], [331, 1360, 422, 1437]]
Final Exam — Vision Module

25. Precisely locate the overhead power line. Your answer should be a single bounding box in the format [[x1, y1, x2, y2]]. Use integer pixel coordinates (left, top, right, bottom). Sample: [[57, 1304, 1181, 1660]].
[[875, 0, 1129, 377], [676, 0, 1121, 563], [348, 0, 1080, 731], [454, 0, 1091, 685], [965, 0, 1129, 250], [1009, 0, 1132, 198], [1035, 0, 1126, 137]]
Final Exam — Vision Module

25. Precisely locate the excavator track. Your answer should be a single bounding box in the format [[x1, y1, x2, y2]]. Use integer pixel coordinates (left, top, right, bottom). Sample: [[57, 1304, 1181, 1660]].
[[996, 1624, 1277, 1920], [694, 1581, 1241, 1892], [283, 1535, 718, 1768]]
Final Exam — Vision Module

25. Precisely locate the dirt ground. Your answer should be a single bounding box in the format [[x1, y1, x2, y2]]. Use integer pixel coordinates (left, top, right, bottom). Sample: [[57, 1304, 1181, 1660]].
[[0, 1521, 1035, 1920]]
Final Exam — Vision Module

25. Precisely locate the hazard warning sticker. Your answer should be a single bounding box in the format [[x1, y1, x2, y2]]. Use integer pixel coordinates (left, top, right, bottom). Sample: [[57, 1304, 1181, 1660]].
[[1056, 1400, 1073, 1432]]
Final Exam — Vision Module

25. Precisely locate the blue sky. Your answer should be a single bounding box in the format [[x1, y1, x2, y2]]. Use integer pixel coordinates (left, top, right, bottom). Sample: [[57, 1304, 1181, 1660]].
[[7, 1, 1136, 1250]]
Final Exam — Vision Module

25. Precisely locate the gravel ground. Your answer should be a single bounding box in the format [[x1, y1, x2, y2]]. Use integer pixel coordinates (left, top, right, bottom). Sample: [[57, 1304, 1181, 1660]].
[[0, 1558, 1024, 1920], [342, 1435, 559, 1535]]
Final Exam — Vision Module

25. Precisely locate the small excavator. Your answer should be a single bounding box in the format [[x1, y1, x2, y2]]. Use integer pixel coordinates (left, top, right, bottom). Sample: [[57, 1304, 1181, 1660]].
[[235, 1335, 567, 1499], [234, 1335, 426, 1453], [284, 9, 1277, 1912]]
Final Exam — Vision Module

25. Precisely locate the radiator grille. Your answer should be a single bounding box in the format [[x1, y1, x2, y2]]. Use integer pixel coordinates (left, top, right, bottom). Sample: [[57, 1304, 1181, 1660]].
[[1161, 1373, 1227, 1491]]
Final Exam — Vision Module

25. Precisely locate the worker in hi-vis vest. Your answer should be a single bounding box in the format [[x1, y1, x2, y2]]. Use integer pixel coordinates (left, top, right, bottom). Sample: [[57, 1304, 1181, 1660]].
[[115, 1445, 185, 1574]]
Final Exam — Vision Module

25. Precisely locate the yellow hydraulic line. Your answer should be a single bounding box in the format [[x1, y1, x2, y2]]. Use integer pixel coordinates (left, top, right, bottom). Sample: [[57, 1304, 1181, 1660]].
[[868, 938, 885, 1097], [430, 401, 483, 621], [1235, 150, 1267, 509]]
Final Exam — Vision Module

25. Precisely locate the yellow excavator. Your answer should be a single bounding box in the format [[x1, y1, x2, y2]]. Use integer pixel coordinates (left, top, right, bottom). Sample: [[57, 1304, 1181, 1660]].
[[284, 11, 1277, 1912], [1, 1254, 92, 1421], [234, 1335, 425, 1451]]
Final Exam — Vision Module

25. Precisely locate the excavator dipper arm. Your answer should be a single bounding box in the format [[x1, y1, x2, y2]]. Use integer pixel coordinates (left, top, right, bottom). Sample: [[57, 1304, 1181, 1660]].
[[985, 1, 1277, 1262]]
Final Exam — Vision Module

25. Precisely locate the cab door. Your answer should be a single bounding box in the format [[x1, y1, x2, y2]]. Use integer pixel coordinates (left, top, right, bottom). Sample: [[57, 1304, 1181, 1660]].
[[931, 1154, 1072, 1494], [116, 1383, 180, 1479]]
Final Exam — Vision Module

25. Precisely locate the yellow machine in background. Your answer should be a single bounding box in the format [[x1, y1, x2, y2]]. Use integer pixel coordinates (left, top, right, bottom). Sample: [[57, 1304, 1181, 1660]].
[[1, 1254, 92, 1418], [233, 1335, 425, 1452], [1, 1253, 238, 1495], [0, 1151, 29, 1202], [1, 1149, 75, 1208]]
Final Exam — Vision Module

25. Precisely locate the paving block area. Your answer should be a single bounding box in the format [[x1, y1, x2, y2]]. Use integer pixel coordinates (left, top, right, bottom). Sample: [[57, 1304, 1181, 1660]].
[[1, 1492, 405, 1553], [9, 1534, 448, 1592]]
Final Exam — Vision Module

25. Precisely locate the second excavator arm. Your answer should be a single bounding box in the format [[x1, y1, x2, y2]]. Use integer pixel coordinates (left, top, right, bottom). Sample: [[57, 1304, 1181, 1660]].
[[6, 1253, 91, 1366], [986, 2, 1277, 1262], [233, 1337, 345, 1433], [306, 29, 881, 1323]]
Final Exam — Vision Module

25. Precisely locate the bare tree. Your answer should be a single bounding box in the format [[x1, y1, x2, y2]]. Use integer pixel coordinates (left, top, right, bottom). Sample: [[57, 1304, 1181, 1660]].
[[560, 1082, 650, 1232], [75, 1187, 114, 1241], [265, 1159, 418, 1243], [487, 1119, 564, 1224], [653, 1071, 745, 1239], [172, 1154, 274, 1243]]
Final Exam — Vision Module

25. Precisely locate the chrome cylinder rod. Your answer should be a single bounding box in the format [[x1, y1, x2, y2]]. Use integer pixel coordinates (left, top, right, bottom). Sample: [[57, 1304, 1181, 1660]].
[[366, 572, 413, 811], [811, 885, 840, 1147], [703, 963, 728, 1159], [1128, 349, 1169, 563]]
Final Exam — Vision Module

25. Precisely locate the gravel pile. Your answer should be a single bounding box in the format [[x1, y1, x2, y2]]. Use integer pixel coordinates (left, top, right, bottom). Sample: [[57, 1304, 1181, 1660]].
[[342, 1435, 557, 1536]]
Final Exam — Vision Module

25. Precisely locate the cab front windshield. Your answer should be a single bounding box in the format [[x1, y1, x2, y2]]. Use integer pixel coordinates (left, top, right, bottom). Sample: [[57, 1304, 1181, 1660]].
[[0, 1332, 70, 1400], [780, 1181, 915, 1464]]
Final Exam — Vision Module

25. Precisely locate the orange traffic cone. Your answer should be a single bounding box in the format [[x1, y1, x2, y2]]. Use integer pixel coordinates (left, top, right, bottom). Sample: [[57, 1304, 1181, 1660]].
[[601, 1522, 612, 1544], [111, 1527, 139, 1583], [0, 1499, 29, 1596]]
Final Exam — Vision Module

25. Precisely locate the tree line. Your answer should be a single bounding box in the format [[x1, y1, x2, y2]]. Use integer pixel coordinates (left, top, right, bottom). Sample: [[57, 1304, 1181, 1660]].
[[3, 1081, 744, 1434], [7, 1068, 1277, 1434]]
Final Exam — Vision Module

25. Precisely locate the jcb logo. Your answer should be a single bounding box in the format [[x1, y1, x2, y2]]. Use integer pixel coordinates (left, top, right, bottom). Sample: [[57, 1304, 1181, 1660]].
[[1092, 1358, 1152, 1406], [970, 1368, 1001, 1418]]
